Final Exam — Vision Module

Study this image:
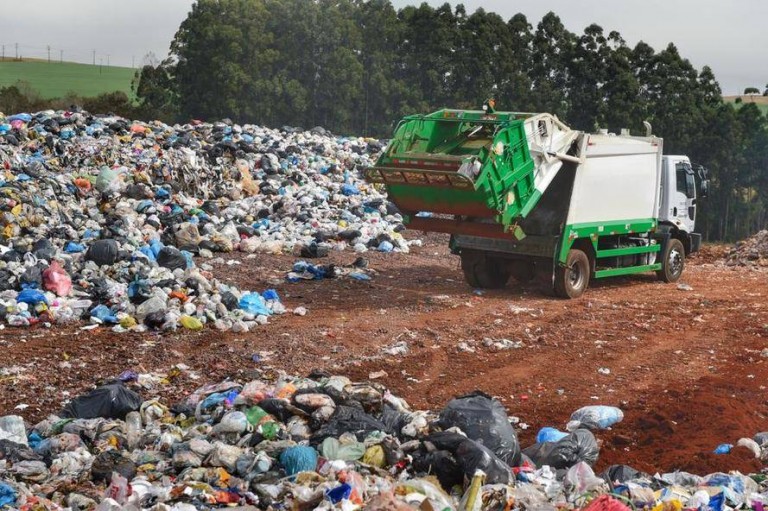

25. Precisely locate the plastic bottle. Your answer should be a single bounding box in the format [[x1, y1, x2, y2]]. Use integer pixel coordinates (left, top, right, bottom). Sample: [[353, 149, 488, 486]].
[[125, 411, 142, 450]]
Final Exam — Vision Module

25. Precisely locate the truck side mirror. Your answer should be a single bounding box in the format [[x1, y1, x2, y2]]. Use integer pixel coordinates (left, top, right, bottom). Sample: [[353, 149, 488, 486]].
[[693, 164, 709, 198]]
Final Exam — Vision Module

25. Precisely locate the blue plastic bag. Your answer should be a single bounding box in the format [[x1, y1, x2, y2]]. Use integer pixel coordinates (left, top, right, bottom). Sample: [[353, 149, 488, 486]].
[[137, 246, 156, 262], [239, 293, 271, 316], [17, 289, 48, 305], [325, 483, 352, 503], [341, 183, 360, 196], [0, 481, 16, 507], [280, 445, 318, 476], [149, 239, 164, 257], [90, 304, 118, 324], [377, 240, 394, 252], [65, 241, 85, 253], [568, 405, 624, 430], [713, 443, 733, 454], [262, 289, 280, 301], [536, 427, 569, 443]]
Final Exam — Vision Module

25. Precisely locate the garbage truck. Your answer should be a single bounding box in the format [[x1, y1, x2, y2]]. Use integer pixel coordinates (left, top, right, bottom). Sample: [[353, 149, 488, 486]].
[[364, 107, 709, 298]]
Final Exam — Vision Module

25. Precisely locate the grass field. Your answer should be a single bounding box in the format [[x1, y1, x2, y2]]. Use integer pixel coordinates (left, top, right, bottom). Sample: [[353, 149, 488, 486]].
[[0, 60, 135, 99], [723, 94, 768, 115]]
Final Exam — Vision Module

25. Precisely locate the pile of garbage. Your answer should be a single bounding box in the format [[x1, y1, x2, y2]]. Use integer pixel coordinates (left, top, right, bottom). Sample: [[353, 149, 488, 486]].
[[0, 371, 766, 510], [725, 230, 768, 268], [0, 110, 413, 331]]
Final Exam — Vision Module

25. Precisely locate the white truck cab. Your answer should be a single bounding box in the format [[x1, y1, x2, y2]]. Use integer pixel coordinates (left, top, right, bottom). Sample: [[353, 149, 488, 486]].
[[659, 156, 709, 254]]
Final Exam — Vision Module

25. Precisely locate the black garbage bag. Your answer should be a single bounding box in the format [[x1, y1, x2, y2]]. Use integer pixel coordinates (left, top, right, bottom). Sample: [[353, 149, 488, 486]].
[[20, 265, 43, 289], [157, 247, 187, 270], [33, 239, 56, 261], [412, 449, 463, 491], [425, 431, 469, 453], [456, 438, 513, 484], [86, 239, 119, 266], [0, 440, 42, 463], [61, 381, 141, 420], [91, 450, 137, 483], [220, 292, 240, 311], [600, 464, 648, 489], [1, 250, 23, 263], [522, 429, 599, 469], [311, 405, 389, 445], [258, 398, 295, 423], [437, 391, 521, 466], [379, 406, 409, 434], [300, 242, 328, 259], [0, 270, 15, 291]]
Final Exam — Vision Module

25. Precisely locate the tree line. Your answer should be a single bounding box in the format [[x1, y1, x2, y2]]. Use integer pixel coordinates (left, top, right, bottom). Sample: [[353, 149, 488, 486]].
[[83, 1, 768, 240]]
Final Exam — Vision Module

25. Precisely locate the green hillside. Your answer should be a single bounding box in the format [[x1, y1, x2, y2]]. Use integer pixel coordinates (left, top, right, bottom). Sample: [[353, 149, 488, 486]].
[[0, 60, 135, 99]]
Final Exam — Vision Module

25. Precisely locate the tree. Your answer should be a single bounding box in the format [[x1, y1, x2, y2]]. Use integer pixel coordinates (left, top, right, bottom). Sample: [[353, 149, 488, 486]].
[[744, 87, 760, 95]]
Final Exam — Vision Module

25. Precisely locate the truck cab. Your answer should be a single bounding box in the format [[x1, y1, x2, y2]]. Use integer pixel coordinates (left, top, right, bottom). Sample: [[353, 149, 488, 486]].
[[658, 156, 709, 254]]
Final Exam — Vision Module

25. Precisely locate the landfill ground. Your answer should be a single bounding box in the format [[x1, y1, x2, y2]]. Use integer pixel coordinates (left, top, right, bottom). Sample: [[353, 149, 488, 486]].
[[0, 233, 766, 476]]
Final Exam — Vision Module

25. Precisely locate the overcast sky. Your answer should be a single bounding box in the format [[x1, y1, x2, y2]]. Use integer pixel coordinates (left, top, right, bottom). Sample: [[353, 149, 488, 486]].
[[1, 0, 765, 95]]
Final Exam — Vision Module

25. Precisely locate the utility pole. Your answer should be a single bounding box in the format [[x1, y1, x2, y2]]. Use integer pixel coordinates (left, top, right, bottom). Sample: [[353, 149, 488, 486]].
[[99, 58, 103, 75], [92, 50, 96, 66], [60, 50, 63, 63], [47, 45, 50, 63]]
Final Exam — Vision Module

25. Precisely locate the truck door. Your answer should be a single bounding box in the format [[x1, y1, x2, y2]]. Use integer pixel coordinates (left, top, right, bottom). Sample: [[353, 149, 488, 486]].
[[674, 162, 697, 232]]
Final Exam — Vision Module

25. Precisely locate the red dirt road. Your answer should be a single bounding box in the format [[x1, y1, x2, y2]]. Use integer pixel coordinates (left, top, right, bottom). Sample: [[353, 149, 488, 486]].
[[0, 234, 766, 475]]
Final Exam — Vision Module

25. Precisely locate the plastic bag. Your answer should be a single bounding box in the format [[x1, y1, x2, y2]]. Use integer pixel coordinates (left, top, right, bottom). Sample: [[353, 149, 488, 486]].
[[17, 289, 48, 305], [0, 481, 16, 508], [537, 426, 569, 443], [86, 239, 119, 266], [91, 450, 137, 483], [312, 405, 389, 444], [567, 405, 624, 431], [600, 465, 647, 488], [61, 382, 141, 420], [411, 449, 463, 491], [280, 445, 318, 476], [0, 415, 28, 446], [43, 260, 72, 296], [564, 462, 605, 495], [239, 292, 271, 316], [455, 438, 512, 484], [321, 437, 366, 461], [157, 246, 187, 270], [438, 391, 521, 466], [522, 429, 599, 469]]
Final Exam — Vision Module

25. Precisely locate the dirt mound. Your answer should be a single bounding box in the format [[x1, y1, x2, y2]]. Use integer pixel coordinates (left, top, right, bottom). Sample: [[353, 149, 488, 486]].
[[725, 230, 768, 267]]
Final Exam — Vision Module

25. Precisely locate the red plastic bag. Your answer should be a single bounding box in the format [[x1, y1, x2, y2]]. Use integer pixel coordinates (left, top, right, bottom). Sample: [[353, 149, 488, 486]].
[[43, 261, 72, 297]]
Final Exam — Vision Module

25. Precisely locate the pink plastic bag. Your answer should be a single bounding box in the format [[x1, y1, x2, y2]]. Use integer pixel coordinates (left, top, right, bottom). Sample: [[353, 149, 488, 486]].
[[43, 261, 72, 296]]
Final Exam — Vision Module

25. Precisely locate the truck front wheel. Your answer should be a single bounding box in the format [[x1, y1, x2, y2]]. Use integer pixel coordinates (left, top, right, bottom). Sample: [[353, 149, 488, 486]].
[[554, 249, 590, 299], [657, 238, 685, 283], [460, 250, 510, 289]]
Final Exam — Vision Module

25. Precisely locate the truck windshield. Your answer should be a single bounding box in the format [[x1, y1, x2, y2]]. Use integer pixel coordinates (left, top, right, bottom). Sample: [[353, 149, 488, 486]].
[[676, 163, 696, 199]]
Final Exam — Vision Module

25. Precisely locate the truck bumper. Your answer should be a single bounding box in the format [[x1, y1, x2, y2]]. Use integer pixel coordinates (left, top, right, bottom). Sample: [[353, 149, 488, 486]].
[[689, 233, 702, 254]]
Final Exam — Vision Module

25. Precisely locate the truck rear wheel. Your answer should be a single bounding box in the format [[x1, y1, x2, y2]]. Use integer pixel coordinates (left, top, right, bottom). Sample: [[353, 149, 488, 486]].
[[554, 249, 590, 299], [657, 238, 685, 283], [460, 250, 510, 289]]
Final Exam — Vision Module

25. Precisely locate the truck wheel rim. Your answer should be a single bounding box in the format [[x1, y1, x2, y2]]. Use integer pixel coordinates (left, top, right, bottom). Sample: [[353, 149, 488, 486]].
[[669, 248, 683, 276], [569, 264, 583, 289]]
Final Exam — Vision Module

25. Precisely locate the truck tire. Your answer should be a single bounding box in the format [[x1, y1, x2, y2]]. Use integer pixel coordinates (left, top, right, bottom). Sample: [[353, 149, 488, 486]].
[[460, 250, 510, 289], [554, 249, 590, 299], [657, 238, 685, 283]]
